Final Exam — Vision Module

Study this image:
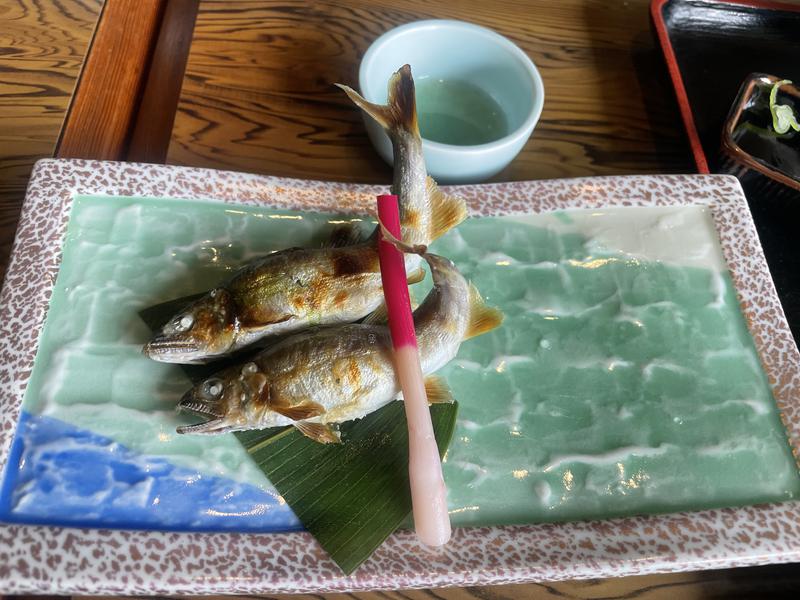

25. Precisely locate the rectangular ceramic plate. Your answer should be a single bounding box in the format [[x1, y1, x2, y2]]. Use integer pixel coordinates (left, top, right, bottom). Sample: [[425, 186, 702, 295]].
[[1, 159, 800, 594]]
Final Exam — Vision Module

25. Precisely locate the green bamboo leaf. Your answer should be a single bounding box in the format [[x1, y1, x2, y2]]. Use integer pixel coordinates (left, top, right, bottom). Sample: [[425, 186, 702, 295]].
[[235, 400, 458, 574], [140, 296, 460, 573]]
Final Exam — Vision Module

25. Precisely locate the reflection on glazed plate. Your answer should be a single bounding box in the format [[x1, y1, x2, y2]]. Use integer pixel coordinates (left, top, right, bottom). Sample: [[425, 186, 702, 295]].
[[0, 159, 799, 593], [4, 198, 795, 532]]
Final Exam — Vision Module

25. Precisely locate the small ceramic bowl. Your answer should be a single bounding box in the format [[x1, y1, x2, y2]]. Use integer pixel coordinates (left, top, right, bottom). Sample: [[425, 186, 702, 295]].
[[358, 20, 544, 183]]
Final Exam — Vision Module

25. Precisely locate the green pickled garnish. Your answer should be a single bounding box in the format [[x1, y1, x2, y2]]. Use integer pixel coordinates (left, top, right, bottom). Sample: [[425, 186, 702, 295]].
[[769, 79, 800, 135]]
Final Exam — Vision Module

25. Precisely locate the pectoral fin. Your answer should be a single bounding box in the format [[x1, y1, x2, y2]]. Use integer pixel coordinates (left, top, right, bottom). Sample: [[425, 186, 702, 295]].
[[240, 312, 295, 328], [428, 177, 468, 240], [424, 375, 454, 404], [465, 282, 504, 340], [271, 397, 327, 421], [295, 421, 341, 444]]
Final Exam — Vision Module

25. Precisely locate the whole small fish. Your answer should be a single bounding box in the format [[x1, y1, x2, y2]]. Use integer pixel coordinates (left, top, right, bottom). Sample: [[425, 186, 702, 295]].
[[176, 241, 503, 442], [143, 65, 467, 364]]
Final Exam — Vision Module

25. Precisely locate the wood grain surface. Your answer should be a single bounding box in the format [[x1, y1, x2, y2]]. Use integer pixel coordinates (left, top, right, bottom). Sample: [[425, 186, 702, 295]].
[[0, 0, 101, 281], [1, 0, 799, 598], [167, 0, 694, 183], [56, 0, 201, 163], [55, 0, 166, 159], [127, 0, 200, 163]]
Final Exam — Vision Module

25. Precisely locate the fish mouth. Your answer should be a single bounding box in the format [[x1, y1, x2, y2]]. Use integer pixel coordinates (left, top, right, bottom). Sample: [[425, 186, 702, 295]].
[[177, 390, 230, 435], [178, 390, 224, 418], [142, 336, 202, 362], [176, 420, 232, 435]]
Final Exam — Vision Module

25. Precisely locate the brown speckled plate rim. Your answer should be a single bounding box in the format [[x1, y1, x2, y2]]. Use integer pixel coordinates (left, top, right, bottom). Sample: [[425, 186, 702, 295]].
[[0, 159, 799, 594]]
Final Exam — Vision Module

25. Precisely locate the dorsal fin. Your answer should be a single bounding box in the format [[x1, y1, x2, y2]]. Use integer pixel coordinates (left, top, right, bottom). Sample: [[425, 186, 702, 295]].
[[465, 282, 504, 340], [335, 65, 418, 135], [427, 177, 468, 240], [362, 285, 420, 326], [362, 302, 388, 326], [326, 223, 364, 248]]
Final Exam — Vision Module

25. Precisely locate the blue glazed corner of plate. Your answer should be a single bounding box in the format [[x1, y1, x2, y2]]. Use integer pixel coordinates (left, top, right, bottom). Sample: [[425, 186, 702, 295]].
[[0, 410, 302, 532]]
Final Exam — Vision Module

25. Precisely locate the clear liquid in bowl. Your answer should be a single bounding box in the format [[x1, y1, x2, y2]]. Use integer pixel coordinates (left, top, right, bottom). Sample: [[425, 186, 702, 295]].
[[415, 78, 509, 146]]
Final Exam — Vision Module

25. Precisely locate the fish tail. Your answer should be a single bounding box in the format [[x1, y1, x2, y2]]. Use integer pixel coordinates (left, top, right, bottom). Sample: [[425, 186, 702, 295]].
[[386, 64, 419, 135], [336, 64, 419, 136]]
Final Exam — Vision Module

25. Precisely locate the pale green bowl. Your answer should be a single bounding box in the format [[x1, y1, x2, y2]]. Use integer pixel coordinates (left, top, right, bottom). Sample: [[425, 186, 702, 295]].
[[359, 20, 545, 183]]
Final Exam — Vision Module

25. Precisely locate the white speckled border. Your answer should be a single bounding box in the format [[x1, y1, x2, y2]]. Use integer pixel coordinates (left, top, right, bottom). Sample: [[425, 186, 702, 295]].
[[1, 159, 799, 594]]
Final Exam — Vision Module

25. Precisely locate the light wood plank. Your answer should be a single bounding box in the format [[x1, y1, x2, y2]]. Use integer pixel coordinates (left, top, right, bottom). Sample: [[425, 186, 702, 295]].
[[0, 0, 101, 281], [54, 0, 165, 159]]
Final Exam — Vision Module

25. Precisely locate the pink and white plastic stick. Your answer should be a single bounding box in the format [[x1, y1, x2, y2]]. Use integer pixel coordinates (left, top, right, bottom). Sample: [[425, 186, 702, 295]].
[[376, 194, 451, 547]]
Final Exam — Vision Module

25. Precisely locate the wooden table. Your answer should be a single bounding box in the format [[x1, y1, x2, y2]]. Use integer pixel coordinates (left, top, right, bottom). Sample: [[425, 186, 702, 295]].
[[0, 0, 103, 280], [2, 0, 800, 597], [165, 0, 694, 183]]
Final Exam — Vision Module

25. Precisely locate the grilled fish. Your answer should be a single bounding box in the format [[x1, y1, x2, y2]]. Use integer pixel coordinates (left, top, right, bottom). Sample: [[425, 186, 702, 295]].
[[143, 65, 466, 364], [176, 240, 503, 442]]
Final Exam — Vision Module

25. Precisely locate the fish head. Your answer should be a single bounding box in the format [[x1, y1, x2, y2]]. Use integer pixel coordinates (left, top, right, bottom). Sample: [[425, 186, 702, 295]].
[[176, 361, 268, 434], [143, 288, 238, 363]]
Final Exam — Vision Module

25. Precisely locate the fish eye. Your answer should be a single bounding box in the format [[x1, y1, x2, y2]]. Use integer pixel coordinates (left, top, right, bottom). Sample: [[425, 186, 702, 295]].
[[203, 379, 223, 398], [173, 313, 194, 332]]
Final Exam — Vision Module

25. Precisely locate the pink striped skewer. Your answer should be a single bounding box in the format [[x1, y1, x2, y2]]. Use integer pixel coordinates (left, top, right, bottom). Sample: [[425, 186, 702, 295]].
[[376, 194, 451, 547]]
